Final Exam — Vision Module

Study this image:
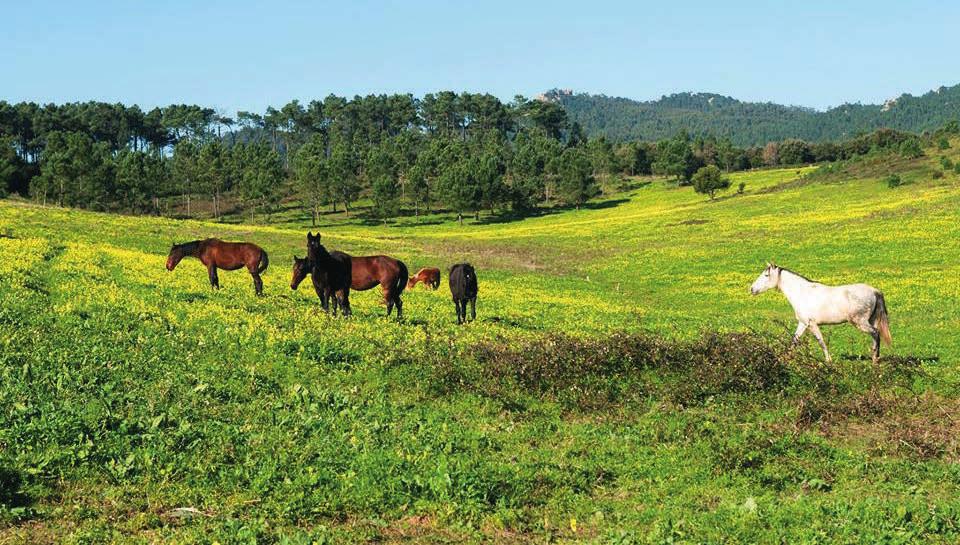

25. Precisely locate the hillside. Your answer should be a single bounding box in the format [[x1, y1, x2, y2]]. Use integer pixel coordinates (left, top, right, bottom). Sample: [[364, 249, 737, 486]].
[[2, 143, 960, 543], [550, 83, 960, 144]]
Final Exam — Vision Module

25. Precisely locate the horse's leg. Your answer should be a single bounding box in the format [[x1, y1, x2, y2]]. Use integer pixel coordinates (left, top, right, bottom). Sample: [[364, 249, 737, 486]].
[[469, 297, 476, 322], [340, 290, 352, 317], [808, 323, 831, 362], [251, 272, 263, 296], [394, 295, 403, 320], [454, 299, 463, 324], [791, 321, 807, 345], [855, 319, 881, 364], [207, 265, 219, 290], [310, 276, 329, 313], [384, 288, 394, 316]]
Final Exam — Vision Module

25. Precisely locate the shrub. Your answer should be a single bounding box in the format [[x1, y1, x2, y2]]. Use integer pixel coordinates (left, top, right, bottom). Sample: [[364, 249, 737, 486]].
[[932, 170, 944, 180], [691, 165, 731, 200], [937, 137, 951, 150], [899, 139, 923, 158], [954, 163, 960, 174], [885, 174, 902, 188], [737, 181, 746, 194], [469, 330, 796, 409], [940, 156, 954, 170]]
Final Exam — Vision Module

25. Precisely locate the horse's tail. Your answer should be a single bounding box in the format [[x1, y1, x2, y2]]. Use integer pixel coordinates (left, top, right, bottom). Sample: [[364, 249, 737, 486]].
[[872, 291, 892, 346], [394, 260, 408, 299], [257, 249, 269, 274]]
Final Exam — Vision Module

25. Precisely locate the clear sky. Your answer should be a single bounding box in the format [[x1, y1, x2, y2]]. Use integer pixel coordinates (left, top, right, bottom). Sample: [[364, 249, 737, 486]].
[[4, 0, 958, 114]]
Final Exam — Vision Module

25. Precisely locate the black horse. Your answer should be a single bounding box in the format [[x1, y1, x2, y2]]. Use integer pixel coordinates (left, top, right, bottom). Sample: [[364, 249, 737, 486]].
[[290, 233, 352, 315], [449, 263, 478, 324]]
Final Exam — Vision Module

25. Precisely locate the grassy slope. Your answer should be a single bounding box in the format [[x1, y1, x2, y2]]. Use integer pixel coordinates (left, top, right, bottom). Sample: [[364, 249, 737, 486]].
[[1, 144, 960, 543]]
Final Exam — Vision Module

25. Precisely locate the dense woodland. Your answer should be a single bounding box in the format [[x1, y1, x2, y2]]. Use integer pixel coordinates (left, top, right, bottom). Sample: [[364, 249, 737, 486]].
[[555, 83, 960, 145], [0, 93, 951, 223]]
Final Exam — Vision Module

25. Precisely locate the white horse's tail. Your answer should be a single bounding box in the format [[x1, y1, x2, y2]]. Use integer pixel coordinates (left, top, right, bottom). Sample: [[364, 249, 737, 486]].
[[872, 291, 892, 346]]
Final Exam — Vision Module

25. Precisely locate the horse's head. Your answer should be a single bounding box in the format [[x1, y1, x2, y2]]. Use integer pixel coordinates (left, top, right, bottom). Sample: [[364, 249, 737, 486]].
[[307, 231, 322, 250], [750, 262, 781, 295], [291, 256, 310, 290], [166, 243, 184, 271], [306, 231, 331, 260]]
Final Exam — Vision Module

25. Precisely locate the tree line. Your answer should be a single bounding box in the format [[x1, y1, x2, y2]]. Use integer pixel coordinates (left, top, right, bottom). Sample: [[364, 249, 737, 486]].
[[0, 94, 948, 223], [554, 84, 960, 145]]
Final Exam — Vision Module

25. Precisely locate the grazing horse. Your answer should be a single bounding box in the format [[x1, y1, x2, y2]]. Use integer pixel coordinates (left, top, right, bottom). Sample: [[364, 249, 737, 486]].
[[166, 239, 269, 295], [292, 234, 353, 315], [449, 263, 478, 324], [408, 267, 441, 290], [750, 263, 891, 363], [307, 232, 408, 318]]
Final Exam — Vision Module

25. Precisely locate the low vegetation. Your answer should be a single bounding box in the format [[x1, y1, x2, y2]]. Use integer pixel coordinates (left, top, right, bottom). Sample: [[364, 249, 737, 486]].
[[1, 137, 960, 542]]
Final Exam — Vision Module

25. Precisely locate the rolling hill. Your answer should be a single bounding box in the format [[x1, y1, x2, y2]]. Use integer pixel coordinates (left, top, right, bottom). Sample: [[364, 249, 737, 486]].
[[1, 140, 960, 542], [549, 83, 960, 145]]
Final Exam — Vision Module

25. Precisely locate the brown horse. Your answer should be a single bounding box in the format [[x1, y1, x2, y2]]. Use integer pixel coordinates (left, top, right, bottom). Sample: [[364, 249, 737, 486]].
[[408, 267, 441, 290], [307, 232, 408, 318], [166, 239, 269, 295]]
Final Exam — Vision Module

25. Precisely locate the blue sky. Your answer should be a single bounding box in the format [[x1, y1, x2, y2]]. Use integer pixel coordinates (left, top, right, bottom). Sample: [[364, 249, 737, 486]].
[[3, 0, 958, 113]]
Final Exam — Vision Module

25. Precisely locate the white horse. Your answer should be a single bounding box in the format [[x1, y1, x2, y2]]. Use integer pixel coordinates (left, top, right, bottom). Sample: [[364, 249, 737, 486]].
[[750, 263, 891, 363]]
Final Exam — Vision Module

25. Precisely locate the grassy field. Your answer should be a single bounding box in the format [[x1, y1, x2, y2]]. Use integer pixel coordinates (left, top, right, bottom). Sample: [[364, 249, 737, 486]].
[[2, 145, 960, 543]]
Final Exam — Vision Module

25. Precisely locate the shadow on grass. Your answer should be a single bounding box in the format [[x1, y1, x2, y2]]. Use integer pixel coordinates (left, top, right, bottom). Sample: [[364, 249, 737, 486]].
[[0, 466, 33, 511], [473, 198, 631, 226]]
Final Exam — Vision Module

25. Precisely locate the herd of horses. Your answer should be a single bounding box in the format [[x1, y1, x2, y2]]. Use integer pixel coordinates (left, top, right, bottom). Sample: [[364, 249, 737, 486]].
[[166, 238, 894, 362], [166, 234, 479, 324]]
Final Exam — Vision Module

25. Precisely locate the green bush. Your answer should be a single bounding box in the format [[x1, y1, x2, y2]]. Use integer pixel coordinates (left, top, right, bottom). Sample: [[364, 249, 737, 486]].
[[899, 139, 923, 158], [940, 156, 954, 170], [886, 174, 902, 188], [937, 137, 951, 150], [691, 165, 731, 200]]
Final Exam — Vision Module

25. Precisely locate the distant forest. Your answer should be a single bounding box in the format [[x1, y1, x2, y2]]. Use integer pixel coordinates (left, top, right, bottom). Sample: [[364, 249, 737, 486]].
[[552, 83, 960, 145], [0, 91, 954, 223]]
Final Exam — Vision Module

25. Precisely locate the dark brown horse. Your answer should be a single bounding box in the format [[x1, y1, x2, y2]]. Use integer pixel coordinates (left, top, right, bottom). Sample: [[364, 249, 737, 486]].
[[293, 234, 353, 315], [307, 232, 408, 318], [449, 263, 478, 324], [408, 267, 441, 290], [166, 239, 269, 295]]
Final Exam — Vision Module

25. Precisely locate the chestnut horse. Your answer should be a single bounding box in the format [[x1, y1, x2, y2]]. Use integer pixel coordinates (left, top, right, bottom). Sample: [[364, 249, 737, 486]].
[[166, 239, 269, 295], [408, 267, 441, 290], [307, 232, 408, 318], [291, 236, 352, 315]]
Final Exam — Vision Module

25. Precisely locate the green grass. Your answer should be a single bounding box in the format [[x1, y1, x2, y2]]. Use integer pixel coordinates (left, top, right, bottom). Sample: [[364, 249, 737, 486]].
[[2, 147, 960, 543]]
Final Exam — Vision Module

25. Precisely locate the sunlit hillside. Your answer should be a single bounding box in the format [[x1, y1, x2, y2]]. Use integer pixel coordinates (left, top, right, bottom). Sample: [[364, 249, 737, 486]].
[[2, 145, 960, 543]]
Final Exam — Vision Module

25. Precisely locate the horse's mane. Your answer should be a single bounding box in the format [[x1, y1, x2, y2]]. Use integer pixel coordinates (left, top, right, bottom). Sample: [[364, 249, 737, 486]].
[[779, 267, 817, 283], [308, 242, 335, 266], [174, 240, 201, 255]]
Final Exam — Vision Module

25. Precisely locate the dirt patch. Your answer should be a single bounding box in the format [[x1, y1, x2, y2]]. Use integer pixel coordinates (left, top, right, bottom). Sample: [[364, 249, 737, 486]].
[[799, 389, 960, 462], [416, 238, 602, 276], [670, 218, 710, 226]]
